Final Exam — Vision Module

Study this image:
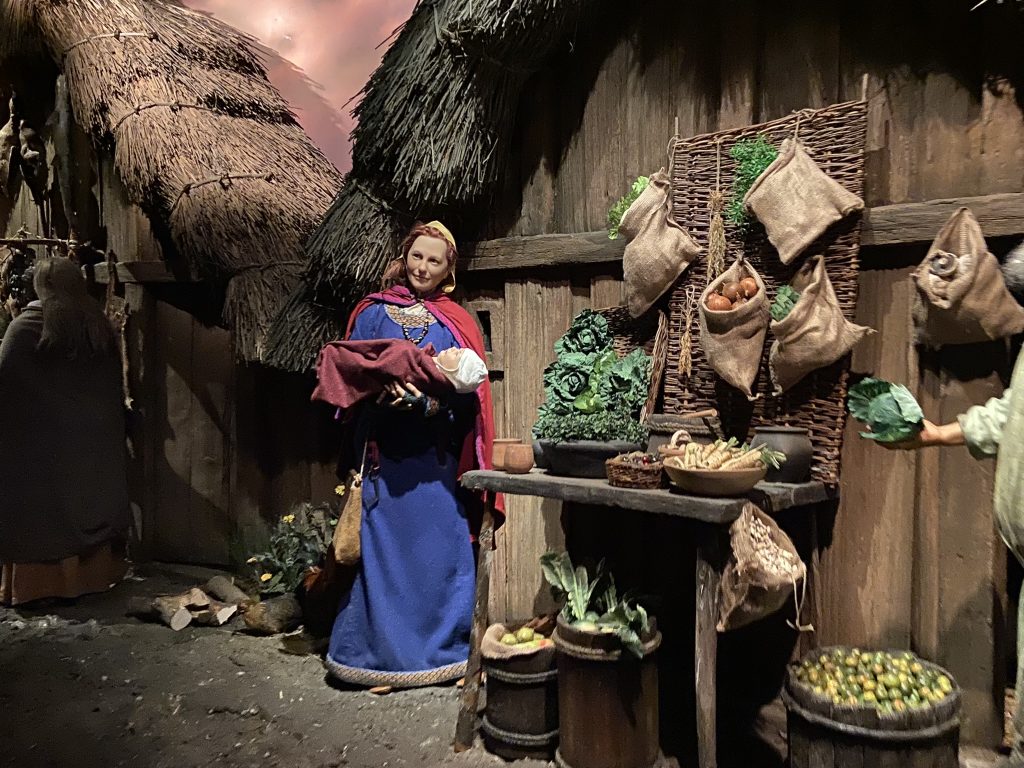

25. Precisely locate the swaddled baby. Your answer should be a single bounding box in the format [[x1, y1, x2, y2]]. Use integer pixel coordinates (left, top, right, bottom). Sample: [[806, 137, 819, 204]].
[[312, 338, 488, 412], [432, 347, 488, 394]]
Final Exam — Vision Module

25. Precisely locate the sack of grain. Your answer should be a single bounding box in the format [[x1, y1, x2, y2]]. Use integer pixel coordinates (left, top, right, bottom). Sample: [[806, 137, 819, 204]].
[[718, 503, 807, 632]]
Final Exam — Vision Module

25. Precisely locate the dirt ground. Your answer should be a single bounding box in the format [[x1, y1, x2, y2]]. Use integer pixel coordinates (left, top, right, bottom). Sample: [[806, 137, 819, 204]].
[[0, 562, 1004, 768], [0, 563, 545, 768]]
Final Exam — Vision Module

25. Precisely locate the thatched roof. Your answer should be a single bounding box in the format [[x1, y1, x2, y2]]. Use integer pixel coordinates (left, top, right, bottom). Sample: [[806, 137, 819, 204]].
[[0, 0, 342, 362], [263, 0, 601, 372]]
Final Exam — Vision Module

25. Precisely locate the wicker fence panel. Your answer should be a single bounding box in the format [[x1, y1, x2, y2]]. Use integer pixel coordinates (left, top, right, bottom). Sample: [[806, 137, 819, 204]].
[[662, 100, 868, 486]]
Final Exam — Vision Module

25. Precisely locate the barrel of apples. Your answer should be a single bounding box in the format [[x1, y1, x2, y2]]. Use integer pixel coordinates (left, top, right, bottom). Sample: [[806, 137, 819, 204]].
[[782, 646, 961, 768], [481, 623, 559, 761]]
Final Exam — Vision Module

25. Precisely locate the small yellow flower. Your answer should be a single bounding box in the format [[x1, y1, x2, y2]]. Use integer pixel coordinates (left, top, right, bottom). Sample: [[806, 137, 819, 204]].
[[246, 556, 258, 564], [260, 573, 273, 582], [334, 485, 346, 496], [281, 514, 295, 524]]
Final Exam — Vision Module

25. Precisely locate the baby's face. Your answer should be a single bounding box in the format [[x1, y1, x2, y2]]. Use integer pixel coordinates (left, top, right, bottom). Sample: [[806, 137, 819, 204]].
[[436, 347, 463, 370]]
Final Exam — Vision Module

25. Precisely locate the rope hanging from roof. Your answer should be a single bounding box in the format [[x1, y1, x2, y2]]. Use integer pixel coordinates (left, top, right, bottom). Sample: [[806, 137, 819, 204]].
[[169, 172, 277, 213], [111, 101, 226, 133], [62, 30, 158, 60]]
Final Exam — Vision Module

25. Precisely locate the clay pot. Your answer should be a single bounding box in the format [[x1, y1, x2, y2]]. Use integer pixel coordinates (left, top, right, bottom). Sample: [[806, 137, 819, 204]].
[[505, 443, 535, 474], [752, 426, 813, 483], [492, 438, 521, 471]]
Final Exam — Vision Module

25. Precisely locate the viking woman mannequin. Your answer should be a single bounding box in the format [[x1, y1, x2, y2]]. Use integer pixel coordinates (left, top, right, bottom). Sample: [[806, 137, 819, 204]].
[[0, 258, 129, 605], [325, 221, 499, 689]]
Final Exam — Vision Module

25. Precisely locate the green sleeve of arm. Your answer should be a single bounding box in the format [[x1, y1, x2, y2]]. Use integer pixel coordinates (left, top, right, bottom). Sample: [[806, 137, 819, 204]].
[[958, 389, 1011, 459]]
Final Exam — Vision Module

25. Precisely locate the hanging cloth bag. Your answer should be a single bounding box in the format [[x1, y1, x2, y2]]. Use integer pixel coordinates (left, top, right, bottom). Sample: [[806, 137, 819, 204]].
[[698, 258, 770, 400], [769, 255, 874, 393], [332, 441, 368, 566], [743, 137, 864, 265], [620, 168, 702, 318], [332, 468, 363, 566], [718, 503, 811, 633], [913, 206, 1024, 348]]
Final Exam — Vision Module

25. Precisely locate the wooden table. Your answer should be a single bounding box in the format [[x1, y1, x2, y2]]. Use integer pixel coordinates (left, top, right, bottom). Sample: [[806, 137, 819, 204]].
[[454, 469, 834, 768]]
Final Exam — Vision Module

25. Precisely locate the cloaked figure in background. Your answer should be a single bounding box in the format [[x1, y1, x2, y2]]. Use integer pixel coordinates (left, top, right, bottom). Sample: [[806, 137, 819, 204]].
[[0, 257, 129, 606]]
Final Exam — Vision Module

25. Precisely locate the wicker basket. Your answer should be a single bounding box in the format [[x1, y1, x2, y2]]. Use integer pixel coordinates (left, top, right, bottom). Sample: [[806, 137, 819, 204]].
[[662, 100, 868, 486], [605, 453, 665, 490]]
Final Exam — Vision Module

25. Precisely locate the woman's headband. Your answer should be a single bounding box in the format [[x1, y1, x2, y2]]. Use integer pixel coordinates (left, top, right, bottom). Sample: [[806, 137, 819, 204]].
[[425, 220, 456, 252]]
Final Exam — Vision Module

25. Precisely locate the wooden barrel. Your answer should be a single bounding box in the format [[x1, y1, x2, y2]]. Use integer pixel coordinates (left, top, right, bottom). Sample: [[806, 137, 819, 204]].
[[783, 648, 961, 768], [553, 616, 661, 768], [482, 642, 558, 761]]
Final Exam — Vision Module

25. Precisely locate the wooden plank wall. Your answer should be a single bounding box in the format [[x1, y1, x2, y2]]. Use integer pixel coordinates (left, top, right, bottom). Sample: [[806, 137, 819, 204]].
[[478, 0, 1024, 745]]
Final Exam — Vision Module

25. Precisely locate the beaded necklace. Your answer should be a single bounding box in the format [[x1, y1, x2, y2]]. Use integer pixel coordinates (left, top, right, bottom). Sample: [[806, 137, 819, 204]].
[[385, 301, 435, 346]]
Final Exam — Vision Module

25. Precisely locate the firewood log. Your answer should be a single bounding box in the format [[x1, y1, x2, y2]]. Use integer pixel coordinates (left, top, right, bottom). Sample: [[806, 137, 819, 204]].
[[185, 588, 210, 609], [127, 595, 192, 631], [203, 576, 255, 609], [243, 594, 302, 635], [190, 600, 238, 627]]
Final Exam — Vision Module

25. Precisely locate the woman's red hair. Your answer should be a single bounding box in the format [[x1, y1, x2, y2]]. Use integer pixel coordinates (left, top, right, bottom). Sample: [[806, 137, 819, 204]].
[[380, 223, 458, 291]]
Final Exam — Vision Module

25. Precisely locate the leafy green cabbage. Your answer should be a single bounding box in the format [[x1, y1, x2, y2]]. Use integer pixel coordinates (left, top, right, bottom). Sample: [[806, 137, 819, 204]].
[[534, 310, 652, 442], [848, 377, 924, 443]]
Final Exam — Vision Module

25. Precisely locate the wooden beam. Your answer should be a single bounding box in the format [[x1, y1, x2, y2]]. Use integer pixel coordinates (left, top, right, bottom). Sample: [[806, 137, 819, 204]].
[[85, 260, 187, 285], [860, 191, 1024, 246], [462, 192, 1024, 273], [461, 231, 625, 272]]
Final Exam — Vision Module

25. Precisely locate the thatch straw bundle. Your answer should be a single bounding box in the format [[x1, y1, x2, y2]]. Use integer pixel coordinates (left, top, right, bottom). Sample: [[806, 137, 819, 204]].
[[264, 0, 601, 371], [4, 0, 341, 361]]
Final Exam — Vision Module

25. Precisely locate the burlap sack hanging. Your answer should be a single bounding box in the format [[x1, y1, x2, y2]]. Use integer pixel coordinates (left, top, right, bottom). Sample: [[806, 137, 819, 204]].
[[698, 258, 770, 399], [913, 206, 1024, 348], [620, 168, 702, 318], [743, 137, 864, 265], [718, 503, 808, 633], [769, 255, 874, 394], [332, 468, 364, 566]]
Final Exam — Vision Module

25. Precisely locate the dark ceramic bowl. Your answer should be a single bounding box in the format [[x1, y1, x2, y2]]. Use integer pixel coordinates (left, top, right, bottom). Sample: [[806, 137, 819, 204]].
[[541, 440, 644, 479]]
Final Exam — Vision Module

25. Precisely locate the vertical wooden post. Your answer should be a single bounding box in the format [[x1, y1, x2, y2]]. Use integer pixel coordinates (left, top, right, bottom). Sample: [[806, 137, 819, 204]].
[[695, 524, 723, 768], [455, 498, 496, 751]]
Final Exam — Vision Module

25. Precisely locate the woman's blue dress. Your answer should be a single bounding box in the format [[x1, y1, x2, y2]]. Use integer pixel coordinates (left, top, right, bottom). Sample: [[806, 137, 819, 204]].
[[326, 302, 477, 687]]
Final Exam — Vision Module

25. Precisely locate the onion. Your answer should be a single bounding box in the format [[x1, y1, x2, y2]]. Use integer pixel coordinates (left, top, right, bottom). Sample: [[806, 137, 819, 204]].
[[722, 282, 743, 302], [739, 277, 758, 298], [705, 293, 733, 312]]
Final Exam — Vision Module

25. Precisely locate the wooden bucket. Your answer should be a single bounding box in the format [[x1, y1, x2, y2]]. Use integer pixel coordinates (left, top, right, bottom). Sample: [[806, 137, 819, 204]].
[[553, 617, 661, 768], [783, 654, 961, 768], [482, 643, 559, 761]]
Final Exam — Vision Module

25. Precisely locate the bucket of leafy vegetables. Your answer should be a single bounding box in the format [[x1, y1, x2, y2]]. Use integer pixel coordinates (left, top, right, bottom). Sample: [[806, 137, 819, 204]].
[[541, 552, 661, 768], [847, 377, 924, 444]]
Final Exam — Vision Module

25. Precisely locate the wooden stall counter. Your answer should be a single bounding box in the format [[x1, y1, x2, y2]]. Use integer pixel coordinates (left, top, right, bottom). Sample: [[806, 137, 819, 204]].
[[455, 469, 835, 768]]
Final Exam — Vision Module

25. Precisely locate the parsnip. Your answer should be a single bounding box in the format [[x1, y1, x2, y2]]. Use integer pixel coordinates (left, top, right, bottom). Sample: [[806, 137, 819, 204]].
[[721, 447, 765, 470], [683, 442, 701, 469], [704, 438, 737, 468]]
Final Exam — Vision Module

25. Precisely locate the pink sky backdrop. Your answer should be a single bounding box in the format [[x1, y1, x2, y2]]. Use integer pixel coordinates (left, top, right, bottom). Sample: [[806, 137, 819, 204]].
[[181, 0, 418, 172]]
